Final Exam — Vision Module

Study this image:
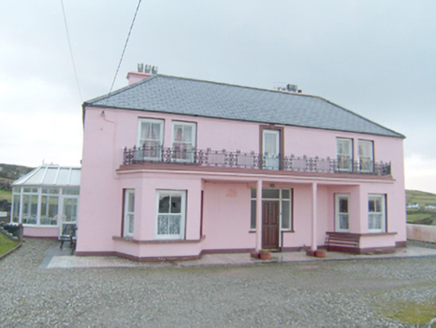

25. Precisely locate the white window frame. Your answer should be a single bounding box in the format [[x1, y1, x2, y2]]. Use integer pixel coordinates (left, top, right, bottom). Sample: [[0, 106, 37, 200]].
[[21, 188, 39, 225], [171, 121, 196, 163], [337, 138, 353, 172], [262, 129, 280, 170], [136, 118, 164, 161], [358, 140, 374, 173], [123, 189, 135, 238], [335, 194, 350, 232], [39, 188, 60, 226], [368, 194, 386, 233], [155, 190, 186, 240]]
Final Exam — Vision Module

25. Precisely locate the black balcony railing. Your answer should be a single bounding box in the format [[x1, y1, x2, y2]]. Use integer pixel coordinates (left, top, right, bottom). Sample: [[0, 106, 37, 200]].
[[123, 145, 391, 176]]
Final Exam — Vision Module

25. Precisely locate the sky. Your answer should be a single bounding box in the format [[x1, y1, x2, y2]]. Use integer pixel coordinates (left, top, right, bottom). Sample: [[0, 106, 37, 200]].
[[1, 1, 435, 193]]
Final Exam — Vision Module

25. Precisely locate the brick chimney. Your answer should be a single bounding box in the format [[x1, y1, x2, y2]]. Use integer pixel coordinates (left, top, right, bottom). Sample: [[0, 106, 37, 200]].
[[126, 63, 158, 85]]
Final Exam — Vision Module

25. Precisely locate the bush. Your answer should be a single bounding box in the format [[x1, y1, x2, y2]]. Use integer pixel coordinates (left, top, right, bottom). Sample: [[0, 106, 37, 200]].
[[3, 223, 21, 235]]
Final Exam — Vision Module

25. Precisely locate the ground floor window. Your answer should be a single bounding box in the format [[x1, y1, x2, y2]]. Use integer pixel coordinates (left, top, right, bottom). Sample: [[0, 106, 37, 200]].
[[335, 194, 350, 232], [156, 190, 186, 239], [123, 189, 135, 237], [250, 188, 292, 231], [368, 194, 386, 232]]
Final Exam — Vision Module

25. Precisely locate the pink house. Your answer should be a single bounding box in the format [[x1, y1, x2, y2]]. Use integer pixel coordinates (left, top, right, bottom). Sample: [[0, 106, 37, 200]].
[[75, 68, 406, 260]]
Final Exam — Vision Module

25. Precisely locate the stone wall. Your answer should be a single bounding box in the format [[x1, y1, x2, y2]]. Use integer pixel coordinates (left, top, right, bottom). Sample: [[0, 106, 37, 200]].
[[407, 224, 436, 243]]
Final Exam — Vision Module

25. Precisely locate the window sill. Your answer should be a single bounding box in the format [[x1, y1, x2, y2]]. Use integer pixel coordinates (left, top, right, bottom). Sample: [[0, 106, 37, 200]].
[[113, 235, 205, 244], [22, 224, 58, 228], [249, 230, 295, 233]]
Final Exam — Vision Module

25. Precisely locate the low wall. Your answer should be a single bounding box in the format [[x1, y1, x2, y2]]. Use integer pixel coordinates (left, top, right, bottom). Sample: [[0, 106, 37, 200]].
[[407, 224, 436, 243]]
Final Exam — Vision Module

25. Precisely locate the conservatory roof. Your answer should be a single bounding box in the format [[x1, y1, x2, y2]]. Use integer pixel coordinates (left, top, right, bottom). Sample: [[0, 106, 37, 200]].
[[12, 165, 81, 187]]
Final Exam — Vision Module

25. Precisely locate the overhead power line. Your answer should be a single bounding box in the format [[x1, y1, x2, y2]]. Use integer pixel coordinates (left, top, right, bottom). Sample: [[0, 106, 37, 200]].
[[60, 0, 83, 101], [108, 0, 143, 95]]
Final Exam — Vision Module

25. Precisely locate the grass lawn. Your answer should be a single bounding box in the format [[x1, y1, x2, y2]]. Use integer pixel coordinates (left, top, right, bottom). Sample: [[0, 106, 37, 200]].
[[0, 233, 19, 257], [407, 213, 432, 223], [0, 189, 12, 202], [384, 300, 436, 327]]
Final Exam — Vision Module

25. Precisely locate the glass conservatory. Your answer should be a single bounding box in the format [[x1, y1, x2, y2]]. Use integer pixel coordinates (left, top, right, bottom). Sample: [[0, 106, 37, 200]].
[[10, 165, 80, 238]]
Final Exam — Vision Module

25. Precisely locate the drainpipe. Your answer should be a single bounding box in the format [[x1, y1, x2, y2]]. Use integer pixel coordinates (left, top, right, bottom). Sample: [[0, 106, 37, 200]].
[[256, 180, 263, 252], [311, 182, 318, 252]]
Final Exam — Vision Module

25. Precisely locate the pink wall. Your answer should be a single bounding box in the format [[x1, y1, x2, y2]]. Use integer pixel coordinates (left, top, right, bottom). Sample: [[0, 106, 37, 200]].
[[202, 182, 255, 250], [24, 227, 59, 238], [77, 106, 406, 258]]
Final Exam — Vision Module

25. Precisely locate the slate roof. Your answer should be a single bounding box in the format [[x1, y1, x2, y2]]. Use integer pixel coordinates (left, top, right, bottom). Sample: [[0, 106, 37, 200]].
[[84, 74, 404, 138]]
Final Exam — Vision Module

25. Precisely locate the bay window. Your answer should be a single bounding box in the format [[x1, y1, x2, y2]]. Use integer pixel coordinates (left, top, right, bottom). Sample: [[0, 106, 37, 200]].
[[156, 190, 186, 239], [123, 189, 135, 237], [368, 194, 386, 232]]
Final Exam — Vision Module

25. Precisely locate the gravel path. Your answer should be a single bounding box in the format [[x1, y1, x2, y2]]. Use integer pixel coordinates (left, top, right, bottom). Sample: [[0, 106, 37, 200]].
[[1, 239, 436, 327]]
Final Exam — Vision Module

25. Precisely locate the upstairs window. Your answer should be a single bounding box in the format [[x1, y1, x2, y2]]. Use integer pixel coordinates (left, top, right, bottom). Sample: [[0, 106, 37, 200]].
[[358, 140, 374, 173], [137, 118, 164, 161], [172, 122, 196, 163], [337, 138, 353, 172]]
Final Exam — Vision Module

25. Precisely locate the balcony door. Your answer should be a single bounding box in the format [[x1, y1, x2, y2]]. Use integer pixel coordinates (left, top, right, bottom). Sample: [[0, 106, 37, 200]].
[[262, 129, 280, 170]]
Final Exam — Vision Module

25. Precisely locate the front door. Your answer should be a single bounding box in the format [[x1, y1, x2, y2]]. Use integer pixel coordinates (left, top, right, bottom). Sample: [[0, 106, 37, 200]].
[[262, 200, 280, 249]]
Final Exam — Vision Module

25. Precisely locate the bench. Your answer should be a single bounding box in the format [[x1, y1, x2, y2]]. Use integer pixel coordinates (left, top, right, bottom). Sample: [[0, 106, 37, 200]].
[[325, 232, 360, 254]]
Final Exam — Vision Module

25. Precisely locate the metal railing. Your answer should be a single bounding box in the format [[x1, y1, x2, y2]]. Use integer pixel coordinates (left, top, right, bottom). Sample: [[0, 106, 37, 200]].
[[123, 145, 391, 176]]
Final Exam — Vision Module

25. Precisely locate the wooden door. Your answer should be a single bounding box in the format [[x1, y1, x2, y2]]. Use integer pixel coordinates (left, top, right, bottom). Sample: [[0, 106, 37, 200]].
[[262, 200, 280, 249]]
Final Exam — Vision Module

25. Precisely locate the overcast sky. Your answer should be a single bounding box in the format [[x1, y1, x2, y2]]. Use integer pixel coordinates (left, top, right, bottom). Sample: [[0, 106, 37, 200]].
[[1, 1, 435, 193]]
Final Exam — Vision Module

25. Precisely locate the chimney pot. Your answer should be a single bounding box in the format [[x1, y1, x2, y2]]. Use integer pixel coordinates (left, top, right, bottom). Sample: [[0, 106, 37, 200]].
[[127, 63, 158, 85]]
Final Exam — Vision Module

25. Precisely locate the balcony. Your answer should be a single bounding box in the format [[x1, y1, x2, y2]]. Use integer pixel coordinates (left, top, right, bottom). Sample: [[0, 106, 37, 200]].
[[123, 146, 391, 176]]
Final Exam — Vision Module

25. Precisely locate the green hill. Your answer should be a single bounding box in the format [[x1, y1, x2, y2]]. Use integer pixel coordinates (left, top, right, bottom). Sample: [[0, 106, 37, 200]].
[[406, 189, 436, 208], [0, 163, 34, 181]]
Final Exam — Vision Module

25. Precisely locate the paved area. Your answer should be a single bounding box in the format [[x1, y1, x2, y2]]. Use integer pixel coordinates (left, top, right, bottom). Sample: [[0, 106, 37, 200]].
[[41, 240, 436, 269], [2, 238, 436, 327]]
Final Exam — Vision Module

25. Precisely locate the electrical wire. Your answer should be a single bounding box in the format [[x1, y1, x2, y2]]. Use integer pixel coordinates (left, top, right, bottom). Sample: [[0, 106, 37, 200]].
[[108, 0, 143, 95], [60, 0, 83, 101]]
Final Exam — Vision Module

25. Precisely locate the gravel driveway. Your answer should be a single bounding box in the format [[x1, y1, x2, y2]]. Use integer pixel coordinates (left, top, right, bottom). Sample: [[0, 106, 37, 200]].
[[1, 239, 436, 327]]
